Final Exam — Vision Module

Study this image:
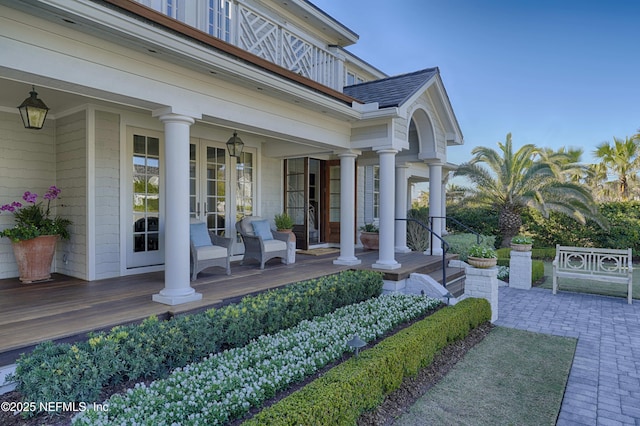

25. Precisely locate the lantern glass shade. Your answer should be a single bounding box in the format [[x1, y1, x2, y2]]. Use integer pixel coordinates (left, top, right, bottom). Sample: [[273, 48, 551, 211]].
[[18, 87, 49, 130], [226, 131, 244, 158]]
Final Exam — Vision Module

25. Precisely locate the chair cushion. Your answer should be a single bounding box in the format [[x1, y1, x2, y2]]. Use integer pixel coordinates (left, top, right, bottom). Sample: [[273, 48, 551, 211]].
[[196, 244, 228, 260], [251, 220, 273, 241], [239, 216, 262, 236], [263, 239, 287, 252], [190, 222, 212, 247]]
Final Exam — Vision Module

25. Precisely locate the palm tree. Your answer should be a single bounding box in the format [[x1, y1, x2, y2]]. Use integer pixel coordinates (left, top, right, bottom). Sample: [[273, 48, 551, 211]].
[[593, 136, 640, 201], [455, 133, 603, 247]]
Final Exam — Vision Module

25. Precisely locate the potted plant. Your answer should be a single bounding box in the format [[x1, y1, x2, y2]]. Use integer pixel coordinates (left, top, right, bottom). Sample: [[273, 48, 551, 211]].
[[510, 235, 533, 252], [274, 212, 295, 242], [467, 244, 498, 268], [359, 223, 379, 250], [0, 186, 71, 283]]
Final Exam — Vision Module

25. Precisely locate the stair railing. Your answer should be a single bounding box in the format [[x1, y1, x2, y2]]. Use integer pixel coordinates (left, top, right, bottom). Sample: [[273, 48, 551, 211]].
[[397, 218, 450, 289], [428, 216, 482, 248]]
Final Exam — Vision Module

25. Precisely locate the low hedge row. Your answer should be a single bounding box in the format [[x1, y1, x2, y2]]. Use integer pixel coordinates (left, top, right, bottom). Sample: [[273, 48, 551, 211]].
[[496, 258, 545, 283], [245, 297, 491, 425], [496, 247, 557, 260], [13, 270, 383, 410]]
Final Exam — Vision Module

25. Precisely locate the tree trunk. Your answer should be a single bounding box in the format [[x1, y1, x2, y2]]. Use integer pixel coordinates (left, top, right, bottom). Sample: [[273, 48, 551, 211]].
[[498, 208, 522, 248]]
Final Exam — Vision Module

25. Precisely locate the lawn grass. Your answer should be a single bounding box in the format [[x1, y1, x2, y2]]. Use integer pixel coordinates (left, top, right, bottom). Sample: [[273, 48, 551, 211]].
[[395, 327, 576, 426], [538, 261, 640, 300]]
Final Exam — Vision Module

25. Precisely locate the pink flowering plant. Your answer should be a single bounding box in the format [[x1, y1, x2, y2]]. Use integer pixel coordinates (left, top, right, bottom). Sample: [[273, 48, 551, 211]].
[[0, 186, 71, 242]]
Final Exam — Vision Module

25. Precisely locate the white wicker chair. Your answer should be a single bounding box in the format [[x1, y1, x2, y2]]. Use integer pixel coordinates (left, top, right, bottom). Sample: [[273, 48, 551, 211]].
[[190, 220, 232, 280], [236, 216, 289, 269]]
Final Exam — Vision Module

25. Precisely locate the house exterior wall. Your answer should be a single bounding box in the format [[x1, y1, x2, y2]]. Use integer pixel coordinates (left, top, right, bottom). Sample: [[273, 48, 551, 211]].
[[94, 110, 121, 279], [0, 111, 56, 279], [55, 111, 87, 279]]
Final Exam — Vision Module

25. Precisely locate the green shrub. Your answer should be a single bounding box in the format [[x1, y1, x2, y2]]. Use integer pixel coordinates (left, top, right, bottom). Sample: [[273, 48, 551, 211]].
[[496, 247, 556, 260], [245, 298, 491, 425], [13, 270, 383, 413], [444, 233, 497, 260], [496, 258, 544, 284]]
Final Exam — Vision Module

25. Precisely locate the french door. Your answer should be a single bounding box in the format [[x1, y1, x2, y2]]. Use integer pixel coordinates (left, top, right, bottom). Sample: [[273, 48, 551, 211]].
[[127, 128, 165, 268], [285, 158, 343, 249], [190, 139, 255, 255]]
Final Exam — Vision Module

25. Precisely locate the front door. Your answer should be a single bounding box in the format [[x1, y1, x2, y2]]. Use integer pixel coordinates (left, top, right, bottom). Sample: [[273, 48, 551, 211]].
[[324, 160, 341, 243]]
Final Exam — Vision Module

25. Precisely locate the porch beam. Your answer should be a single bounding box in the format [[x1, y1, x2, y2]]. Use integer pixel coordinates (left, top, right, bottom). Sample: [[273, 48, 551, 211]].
[[152, 112, 202, 305]]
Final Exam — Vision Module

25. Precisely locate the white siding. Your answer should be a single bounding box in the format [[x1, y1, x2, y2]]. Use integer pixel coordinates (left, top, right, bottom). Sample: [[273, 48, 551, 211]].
[[55, 111, 87, 279], [0, 111, 56, 278], [259, 156, 283, 221], [94, 111, 120, 279]]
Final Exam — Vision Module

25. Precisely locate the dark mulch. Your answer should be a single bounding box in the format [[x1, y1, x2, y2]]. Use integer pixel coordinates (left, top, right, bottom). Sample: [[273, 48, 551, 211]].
[[0, 314, 493, 426]]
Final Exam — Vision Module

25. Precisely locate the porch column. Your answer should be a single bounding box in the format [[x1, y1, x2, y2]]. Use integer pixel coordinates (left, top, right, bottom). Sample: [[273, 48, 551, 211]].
[[374, 149, 401, 270], [395, 164, 411, 253], [441, 172, 449, 235], [334, 151, 361, 266], [428, 161, 444, 255], [152, 113, 202, 305]]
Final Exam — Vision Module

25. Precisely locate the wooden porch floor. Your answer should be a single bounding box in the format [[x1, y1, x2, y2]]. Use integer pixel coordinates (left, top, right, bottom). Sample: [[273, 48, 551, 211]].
[[0, 250, 460, 365]]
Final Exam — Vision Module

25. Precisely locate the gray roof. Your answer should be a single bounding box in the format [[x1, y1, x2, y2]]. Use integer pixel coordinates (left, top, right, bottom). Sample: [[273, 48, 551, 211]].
[[343, 67, 439, 108]]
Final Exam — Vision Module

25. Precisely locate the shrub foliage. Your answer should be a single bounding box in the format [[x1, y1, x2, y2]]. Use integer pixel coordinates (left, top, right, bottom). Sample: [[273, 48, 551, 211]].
[[12, 270, 383, 413]]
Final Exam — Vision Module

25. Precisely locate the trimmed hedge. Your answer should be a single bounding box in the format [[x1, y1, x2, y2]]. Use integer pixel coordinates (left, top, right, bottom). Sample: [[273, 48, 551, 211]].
[[496, 247, 556, 260], [245, 298, 491, 426], [13, 270, 383, 412]]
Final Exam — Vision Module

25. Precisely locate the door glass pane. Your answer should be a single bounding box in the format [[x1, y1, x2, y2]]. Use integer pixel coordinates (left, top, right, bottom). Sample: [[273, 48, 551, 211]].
[[190, 143, 197, 217], [329, 165, 340, 222], [206, 146, 227, 236], [236, 151, 254, 218], [132, 135, 160, 252], [286, 158, 305, 225]]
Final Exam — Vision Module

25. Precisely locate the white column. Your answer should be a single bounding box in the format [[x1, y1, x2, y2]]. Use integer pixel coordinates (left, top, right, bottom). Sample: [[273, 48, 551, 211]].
[[374, 149, 401, 270], [394, 164, 411, 253], [152, 113, 202, 305], [441, 173, 448, 235], [428, 162, 443, 255], [334, 152, 361, 266]]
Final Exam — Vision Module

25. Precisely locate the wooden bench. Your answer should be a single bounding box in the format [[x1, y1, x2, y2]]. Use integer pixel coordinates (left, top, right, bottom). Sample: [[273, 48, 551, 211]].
[[552, 245, 633, 304]]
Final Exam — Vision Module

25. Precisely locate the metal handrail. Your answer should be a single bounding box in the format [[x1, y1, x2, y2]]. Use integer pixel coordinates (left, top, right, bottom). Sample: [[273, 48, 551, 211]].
[[429, 216, 482, 245], [397, 218, 449, 289]]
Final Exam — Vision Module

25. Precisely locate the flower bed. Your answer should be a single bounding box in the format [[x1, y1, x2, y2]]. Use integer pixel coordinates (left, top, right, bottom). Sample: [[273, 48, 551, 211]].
[[12, 270, 383, 412], [72, 294, 441, 425]]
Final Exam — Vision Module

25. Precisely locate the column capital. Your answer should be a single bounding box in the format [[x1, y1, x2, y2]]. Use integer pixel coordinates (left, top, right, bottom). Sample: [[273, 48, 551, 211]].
[[376, 148, 398, 155], [335, 149, 361, 158], [152, 107, 201, 124]]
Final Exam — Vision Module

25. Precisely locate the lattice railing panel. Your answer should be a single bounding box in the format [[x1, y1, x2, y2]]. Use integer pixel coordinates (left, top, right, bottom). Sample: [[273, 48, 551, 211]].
[[239, 6, 278, 63]]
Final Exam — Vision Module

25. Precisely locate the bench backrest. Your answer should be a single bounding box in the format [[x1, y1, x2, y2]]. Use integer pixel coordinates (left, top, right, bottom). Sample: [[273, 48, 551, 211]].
[[554, 245, 632, 277]]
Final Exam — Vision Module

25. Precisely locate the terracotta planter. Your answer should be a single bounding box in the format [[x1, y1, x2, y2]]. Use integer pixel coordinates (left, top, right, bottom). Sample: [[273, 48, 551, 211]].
[[359, 232, 379, 250], [11, 235, 58, 283], [510, 243, 532, 252], [467, 256, 497, 269], [278, 229, 296, 243]]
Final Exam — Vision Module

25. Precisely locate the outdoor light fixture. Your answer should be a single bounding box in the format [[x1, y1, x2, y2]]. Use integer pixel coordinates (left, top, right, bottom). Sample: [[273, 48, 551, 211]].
[[347, 334, 366, 358], [226, 131, 244, 158], [18, 86, 49, 130]]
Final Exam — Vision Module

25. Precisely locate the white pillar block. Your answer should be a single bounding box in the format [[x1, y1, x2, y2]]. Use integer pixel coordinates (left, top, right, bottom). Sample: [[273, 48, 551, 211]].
[[464, 266, 499, 323], [152, 113, 202, 305], [509, 251, 532, 290], [373, 149, 400, 270], [334, 152, 361, 266]]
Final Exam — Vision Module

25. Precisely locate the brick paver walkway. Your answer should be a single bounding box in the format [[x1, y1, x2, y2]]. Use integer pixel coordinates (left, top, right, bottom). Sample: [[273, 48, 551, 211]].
[[495, 287, 640, 425]]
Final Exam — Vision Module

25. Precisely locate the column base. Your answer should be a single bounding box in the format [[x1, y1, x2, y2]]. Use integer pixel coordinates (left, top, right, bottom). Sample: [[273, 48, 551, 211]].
[[333, 256, 361, 266], [395, 246, 412, 254], [373, 261, 401, 270], [152, 291, 202, 306]]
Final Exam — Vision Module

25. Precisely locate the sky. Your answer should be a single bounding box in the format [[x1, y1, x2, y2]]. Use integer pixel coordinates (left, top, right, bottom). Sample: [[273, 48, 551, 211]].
[[311, 0, 640, 167]]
